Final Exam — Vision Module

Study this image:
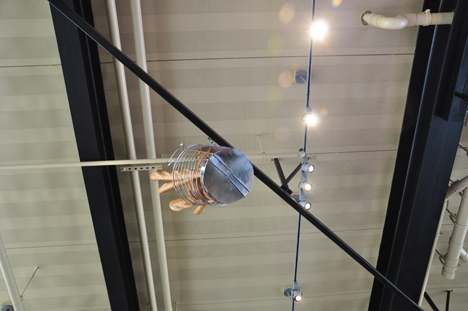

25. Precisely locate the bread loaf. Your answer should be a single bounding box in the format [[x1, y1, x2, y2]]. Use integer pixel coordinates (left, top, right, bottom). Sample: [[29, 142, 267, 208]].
[[193, 205, 207, 215], [150, 170, 172, 181], [169, 198, 193, 212], [150, 170, 200, 181]]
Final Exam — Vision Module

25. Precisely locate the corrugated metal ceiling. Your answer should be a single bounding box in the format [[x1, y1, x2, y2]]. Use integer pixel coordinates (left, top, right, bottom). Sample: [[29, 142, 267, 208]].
[[0, 0, 467, 310]]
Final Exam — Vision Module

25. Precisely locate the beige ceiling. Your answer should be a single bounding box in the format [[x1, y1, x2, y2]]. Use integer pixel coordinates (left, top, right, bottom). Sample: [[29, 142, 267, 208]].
[[0, 0, 467, 310]]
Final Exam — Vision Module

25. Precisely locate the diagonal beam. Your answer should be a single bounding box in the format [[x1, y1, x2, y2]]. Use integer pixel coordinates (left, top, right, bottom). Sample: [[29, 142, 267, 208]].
[[424, 292, 440, 311], [46, 0, 424, 310]]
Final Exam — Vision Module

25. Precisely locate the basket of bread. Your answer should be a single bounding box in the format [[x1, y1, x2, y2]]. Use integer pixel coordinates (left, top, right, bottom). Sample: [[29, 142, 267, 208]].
[[151, 144, 254, 215]]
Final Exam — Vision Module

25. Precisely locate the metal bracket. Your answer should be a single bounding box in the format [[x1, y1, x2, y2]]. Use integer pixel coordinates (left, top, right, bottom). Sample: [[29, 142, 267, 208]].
[[121, 165, 162, 172]]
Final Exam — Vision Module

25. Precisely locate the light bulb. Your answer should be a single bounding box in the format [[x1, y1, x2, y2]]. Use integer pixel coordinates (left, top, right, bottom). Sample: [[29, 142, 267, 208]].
[[300, 200, 312, 210], [310, 19, 329, 40], [294, 294, 302, 302], [304, 113, 319, 126], [300, 181, 313, 192], [302, 163, 315, 173]]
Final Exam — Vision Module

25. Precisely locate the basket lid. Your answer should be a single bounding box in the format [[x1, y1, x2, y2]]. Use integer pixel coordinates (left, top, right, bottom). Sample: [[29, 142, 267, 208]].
[[201, 147, 254, 204]]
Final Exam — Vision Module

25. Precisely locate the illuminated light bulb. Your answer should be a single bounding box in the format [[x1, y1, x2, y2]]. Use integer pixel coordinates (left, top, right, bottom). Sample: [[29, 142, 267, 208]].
[[294, 294, 302, 302], [302, 163, 315, 173], [300, 181, 313, 192], [304, 113, 320, 126], [300, 200, 312, 210], [310, 19, 329, 40]]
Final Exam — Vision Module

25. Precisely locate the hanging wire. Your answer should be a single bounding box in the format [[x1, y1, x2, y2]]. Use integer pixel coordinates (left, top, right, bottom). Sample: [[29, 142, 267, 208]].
[[290, 1, 316, 310], [20, 267, 39, 300]]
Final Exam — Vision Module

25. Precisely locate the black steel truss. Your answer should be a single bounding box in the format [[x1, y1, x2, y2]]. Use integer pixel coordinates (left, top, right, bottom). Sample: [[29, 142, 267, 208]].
[[368, 0, 468, 309], [49, 1, 139, 310]]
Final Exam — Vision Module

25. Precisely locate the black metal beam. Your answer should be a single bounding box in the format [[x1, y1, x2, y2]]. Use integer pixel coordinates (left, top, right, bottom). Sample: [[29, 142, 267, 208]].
[[286, 163, 302, 185], [368, 0, 468, 310], [49, 1, 139, 310], [47, 1, 425, 310], [424, 292, 440, 311], [274, 158, 287, 186], [446, 290, 451, 311]]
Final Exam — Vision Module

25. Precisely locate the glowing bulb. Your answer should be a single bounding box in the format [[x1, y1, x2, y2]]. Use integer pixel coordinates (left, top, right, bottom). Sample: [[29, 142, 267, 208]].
[[302, 163, 315, 173], [294, 294, 302, 302], [310, 19, 329, 40], [300, 200, 312, 210], [304, 113, 320, 126], [300, 181, 313, 192]]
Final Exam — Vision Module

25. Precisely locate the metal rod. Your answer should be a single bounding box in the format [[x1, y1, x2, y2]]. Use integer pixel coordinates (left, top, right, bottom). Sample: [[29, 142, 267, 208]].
[[128, 0, 173, 309], [303, 0, 316, 154], [293, 213, 302, 283], [46, 2, 424, 310], [105, 2, 159, 309], [0, 159, 168, 170], [446, 290, 451, 311], [285, 163, 302, 184], [0, 152, 298, 171], [0, 234, 24, 311], [424, 292, 440, 311], [274, 158, 287, 186]]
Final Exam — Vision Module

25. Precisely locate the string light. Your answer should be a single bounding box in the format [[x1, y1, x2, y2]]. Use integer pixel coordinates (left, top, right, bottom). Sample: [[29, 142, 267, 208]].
[[299, 200, 312, 210], [302, 163, 315, 173], [300, 181, 313, 192], [310, 19, 329, 40]]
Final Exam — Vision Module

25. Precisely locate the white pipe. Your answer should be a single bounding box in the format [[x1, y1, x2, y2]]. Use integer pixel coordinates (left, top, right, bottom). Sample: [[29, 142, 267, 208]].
[[128, 1, 173, 310], [105, 1, 158, 310], [361, 10, 453, 29], [0, 234, 24, 311], [0, 152, 300, 171], [460, 248, 468, 263], [0, 159, 166, 171], [418, 199, 448, 305], [446, 175, 468, 198], [442, 188, 468, 279], [418, 177, 468, 305]]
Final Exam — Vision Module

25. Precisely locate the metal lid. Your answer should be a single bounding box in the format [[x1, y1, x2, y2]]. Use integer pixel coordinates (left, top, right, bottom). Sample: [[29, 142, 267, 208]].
[[201, 147, 254, 204]]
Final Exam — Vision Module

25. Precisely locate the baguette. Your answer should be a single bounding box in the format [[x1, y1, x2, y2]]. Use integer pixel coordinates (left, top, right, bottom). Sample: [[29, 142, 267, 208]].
[[150, 170, 172, 181], [193, 205, 207, 215], [150, 170, 200, 181], [158, 177, 202, 194], [169, 198, 193, 212]]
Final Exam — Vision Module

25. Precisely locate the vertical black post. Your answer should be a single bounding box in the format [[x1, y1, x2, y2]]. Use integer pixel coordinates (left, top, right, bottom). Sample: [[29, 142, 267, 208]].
[[369, 0, 468, 309], [445, 290, 451, 311], [50, 1, 140, 310]]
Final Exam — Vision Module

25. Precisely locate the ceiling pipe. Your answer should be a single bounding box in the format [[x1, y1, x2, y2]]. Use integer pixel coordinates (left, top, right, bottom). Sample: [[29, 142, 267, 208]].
[[128, 1, 173, 310], [442, 188, 468, 279], [460, 247, 468, 263], [418, 175, 468, 305], [0, 152, 301, 171], [0, 234, 24, 311], [418, 199, 448, 306], [361, 10, 453, 29], [105, 1, 158, 310], [446, 175, 468, 198]]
